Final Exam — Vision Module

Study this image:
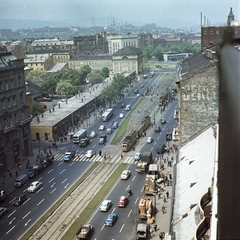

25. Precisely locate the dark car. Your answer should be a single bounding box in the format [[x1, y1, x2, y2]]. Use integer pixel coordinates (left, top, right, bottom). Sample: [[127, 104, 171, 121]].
[[121, 103, 125, 108], [12, 194, 27, 206], [105, 213, 117, 226], [134, 89, 139, 94], [155, 125, 161, 132]]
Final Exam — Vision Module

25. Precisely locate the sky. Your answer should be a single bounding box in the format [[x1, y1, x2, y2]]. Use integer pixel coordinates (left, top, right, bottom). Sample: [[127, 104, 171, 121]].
[[0, 0, 239, 28]]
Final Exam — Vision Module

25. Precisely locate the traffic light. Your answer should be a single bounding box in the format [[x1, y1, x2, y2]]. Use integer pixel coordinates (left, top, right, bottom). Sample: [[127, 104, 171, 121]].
[[166, 133, 172, 141]]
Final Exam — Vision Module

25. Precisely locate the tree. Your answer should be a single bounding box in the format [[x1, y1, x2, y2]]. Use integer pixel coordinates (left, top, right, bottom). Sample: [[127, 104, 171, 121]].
[[88, 71, 104, 85], [26, 69, 46, 80], [56, 81, 76, 97], [32, 101, 44, 116], [79, 65, 92, 83], [112, 74, 127, 96], [143, 46, 154, 61], [41, 77, 58, 96], [153, 46, 164, 61], [100, 67, 110, 78]]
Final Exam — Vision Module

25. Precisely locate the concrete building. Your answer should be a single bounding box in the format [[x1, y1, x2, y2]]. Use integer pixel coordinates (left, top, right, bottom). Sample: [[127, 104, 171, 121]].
[[24, 53, 53, 71], [112, 46, 143, 74], [0, 50, 32, 171], [107, 34, 140, 54]]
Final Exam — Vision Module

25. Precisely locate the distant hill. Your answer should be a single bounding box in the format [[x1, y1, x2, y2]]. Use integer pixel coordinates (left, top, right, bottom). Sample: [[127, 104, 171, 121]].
[[0, 17, 206, 31]]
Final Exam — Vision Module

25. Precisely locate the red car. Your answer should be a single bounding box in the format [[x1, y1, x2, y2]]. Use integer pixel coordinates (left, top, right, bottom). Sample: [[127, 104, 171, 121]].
[[118, 196, 128, 207]]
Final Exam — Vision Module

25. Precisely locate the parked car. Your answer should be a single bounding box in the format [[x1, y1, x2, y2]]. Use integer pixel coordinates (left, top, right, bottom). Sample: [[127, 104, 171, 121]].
[[99, 125, 105, 131], [118, 196, 128, 207], [105, 213, 117, 226], [146, 137, 153, 143], [121, 170, 131, 180], [27, 181, 43, 193], [100, 200, 112, 211], [12, 194, 27, 206], [106, 128, 112, 134], [89, 131, 97, 138], [160, 118, 166, 124], [134, 152, 142, 161], [85, 150, 94, 158], [0, 207, 7, 218], [119, 113, 124, 118]]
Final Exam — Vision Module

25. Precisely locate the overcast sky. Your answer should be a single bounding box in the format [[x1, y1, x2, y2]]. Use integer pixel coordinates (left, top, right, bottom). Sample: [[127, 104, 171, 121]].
[[1, 0, 239, 27]]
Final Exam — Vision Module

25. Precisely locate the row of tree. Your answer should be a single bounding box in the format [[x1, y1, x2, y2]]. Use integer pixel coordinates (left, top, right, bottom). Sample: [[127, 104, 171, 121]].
[[143, 42, 201, 61]]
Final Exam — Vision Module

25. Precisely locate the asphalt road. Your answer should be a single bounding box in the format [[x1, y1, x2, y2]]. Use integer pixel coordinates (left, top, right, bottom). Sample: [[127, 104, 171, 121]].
[[0, 69, 176, 240]]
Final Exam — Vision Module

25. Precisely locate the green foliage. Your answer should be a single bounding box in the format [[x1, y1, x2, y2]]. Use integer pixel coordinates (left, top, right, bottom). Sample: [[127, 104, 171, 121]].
[[88, 71, 104, 85], [26, 69, 46, 80], [100, 67, 110, 78], [32, 101, 44, 116], [78, 65, 92, 83], [143, 45, 154, 61], [56, 81, 77, 97], [41, 77, 58, 96]]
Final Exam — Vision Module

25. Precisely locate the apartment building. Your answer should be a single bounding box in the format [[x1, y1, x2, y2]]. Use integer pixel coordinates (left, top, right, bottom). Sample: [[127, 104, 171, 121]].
[[0, 50, 32, 171]]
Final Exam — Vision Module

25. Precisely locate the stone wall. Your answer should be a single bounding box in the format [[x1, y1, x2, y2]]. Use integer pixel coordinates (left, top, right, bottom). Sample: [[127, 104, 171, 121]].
[[179, 65, 219, 145]]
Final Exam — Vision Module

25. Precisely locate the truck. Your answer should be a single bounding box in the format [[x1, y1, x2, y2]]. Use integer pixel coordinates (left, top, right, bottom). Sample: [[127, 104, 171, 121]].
[[137, 196, 156, 239], [136, 151, 152, 173], [99, 135, 107, 145], [76, 223, 94, 240], [144, 175, 156, 195], [79, 137, 90, 147], [42, 155, 54, 168], [63, 150, 76, 161], [27, 164, 43, 178], [156, 144, 166, 155]]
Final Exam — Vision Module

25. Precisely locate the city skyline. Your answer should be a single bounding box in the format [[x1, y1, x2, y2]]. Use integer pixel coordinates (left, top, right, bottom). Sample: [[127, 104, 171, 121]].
[[0, 0, 239, 30]]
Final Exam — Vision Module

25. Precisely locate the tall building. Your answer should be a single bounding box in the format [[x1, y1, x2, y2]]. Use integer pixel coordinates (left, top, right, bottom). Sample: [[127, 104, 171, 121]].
[[0, 50, 32, 172]]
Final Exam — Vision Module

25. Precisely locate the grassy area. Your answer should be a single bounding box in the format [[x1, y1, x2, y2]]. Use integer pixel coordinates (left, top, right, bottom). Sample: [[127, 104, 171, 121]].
[[111, 98, 145, 145], [20, 162, 99, 240], [61, 163, 128, 240]]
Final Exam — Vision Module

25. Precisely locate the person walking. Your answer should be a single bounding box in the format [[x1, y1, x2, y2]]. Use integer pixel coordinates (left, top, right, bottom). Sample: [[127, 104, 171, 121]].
[[15, 171, 18, 177], [164, 195, 167, 203], [166, 191, 169, 199]]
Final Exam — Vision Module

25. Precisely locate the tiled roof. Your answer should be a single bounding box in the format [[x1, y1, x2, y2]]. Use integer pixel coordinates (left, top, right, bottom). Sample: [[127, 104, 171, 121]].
[[113, 46, 142, 56], [180, 51, 216, 80]]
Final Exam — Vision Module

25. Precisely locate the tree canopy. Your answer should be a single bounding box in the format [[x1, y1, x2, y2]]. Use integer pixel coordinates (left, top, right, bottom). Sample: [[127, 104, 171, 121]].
[[26, 69, 46, 80]]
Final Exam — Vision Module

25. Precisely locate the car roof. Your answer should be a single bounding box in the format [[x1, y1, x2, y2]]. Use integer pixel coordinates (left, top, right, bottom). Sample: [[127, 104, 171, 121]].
[[102, 199, 111, 203]]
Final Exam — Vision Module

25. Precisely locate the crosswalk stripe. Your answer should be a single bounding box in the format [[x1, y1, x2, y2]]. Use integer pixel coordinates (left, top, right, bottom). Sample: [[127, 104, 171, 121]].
[[50, 153, 137, 164]]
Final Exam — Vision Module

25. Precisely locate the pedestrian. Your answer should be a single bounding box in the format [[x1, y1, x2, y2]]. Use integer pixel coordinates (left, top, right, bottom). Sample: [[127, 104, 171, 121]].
[[159, 232, 164, 240], [26, 162, 28, 169], [154, 223, 157, 231], [49, 149, 52, 156], [121, 154, 123, 159], [164, 195, 167, 203], [9, 171, 12, 178], [99, 150, 102, 156], [166, 191, 169, 199], [158, 191, 161, 200], [15, 171, 18, 177], [19, 164, 22, 171]]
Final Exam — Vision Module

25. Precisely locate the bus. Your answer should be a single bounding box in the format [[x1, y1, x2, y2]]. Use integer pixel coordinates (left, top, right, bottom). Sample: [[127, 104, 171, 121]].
[[72, 129, 87, 143], [102, 108, 113, 122]]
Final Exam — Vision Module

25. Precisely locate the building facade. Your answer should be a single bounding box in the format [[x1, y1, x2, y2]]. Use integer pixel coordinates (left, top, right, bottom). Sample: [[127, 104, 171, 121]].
[[0, 51, 32, 172]]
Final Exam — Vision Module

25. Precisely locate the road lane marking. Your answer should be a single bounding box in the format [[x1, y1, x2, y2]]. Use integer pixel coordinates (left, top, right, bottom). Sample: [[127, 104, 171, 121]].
[[49, 177, 55, 183], [9, 217, 16, 225], [8, 210, 16, 218], [62, 178, 67, 184], [51, 182, 56, 188], [60, 169, 65, 174], [50, 188, 57, 194], [24, 219, 31, 226], [48, 169, 54, 174], [23, 211, 31, 219], [128, 209, 132, 217], [37, 199, 44, 206], [119, 224, 125, 233], [6, 225, 15, 234]]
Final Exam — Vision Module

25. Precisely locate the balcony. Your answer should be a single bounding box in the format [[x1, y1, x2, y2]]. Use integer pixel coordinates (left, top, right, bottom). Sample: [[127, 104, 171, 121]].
[[19, 115, 33, 126], [4, 125, 15, 133]]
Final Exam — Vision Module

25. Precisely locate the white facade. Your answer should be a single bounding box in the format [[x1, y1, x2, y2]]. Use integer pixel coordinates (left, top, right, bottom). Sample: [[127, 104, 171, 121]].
[[107, 35, 140, 54]]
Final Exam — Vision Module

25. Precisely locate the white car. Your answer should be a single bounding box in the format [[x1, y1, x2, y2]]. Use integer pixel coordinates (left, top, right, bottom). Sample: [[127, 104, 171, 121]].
[[147, 137, 153, 143], [99, 125, 105, 131], [85, 150, 93, 158], [100, 200, 112, 211], [134, 152, 142, 161], [125, 105, 131, 111], [106, 128, 112, 134], [28, 181, 43, 193], [89, 131, 97, 138], [119, 113, 124, 118], [121, 170, 131, 180]]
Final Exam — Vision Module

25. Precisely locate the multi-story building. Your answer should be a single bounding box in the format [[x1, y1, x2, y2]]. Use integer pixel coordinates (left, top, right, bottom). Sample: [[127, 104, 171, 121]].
[[24, 53, 53, 71], [107, 34, 140, 54], [0, 50, 32, 172]]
